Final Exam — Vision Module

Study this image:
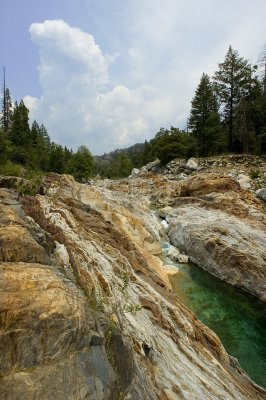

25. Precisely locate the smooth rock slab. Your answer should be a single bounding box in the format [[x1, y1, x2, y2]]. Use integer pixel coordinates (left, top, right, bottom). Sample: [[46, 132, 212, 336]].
[[168, 205, 266, 301]]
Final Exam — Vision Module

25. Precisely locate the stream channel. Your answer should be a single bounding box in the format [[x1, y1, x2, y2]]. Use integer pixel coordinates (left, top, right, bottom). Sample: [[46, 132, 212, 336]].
[[161, 241, 266, 388]]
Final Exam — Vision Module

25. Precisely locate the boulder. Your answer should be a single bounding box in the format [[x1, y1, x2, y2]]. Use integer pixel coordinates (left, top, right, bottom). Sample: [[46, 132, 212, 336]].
[[145, 158, 161, 171], [256, 188, 266, 202], [160, 219, 169, 230], [185, 158, 198, 171], [177, 253, 189, 263], [167, 247, 180, 260], [178, 172, 188, 180], [131, 168, 140, 177], [237, 174, 251, 189]]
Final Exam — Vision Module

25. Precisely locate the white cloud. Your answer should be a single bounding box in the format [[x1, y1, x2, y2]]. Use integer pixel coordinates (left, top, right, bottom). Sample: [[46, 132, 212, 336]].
[[25, 19, 175, 153]]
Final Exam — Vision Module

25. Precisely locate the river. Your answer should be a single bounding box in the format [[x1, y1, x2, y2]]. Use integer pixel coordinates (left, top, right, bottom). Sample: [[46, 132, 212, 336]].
[[162, 242, 266, 389]]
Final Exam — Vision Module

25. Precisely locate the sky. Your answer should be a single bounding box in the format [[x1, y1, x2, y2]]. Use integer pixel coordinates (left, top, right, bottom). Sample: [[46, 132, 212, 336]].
[[1, 0, 266, 155]]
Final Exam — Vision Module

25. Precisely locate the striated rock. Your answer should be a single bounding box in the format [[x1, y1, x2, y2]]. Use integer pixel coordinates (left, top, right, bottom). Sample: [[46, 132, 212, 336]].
[[167, 203, 266, 301], [0, 225, 50, 264], [179, 173, 241, 197], [0, 175, 265, 399]]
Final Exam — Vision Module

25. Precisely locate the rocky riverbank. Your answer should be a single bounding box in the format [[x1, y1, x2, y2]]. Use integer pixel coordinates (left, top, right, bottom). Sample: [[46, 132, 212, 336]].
[[111, 155, 266, 302], [0, 171, 265, 399]]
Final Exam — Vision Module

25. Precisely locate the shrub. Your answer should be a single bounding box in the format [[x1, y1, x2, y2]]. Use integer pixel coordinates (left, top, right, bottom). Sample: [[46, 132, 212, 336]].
[[0, 161, 23, 177], [250, 168, 260, 179]]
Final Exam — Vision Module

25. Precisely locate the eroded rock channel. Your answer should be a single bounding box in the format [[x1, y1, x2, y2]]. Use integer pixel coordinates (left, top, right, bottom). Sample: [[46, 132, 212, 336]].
[[0, 164, 266, 399]]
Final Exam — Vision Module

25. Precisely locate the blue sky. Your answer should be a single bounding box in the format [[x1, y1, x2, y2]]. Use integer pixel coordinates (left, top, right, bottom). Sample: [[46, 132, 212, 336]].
[[1, 0, 266, 154]]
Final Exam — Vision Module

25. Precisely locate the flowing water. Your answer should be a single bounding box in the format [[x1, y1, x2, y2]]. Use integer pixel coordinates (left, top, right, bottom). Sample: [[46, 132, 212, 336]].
[[162, 242, 266, 388]]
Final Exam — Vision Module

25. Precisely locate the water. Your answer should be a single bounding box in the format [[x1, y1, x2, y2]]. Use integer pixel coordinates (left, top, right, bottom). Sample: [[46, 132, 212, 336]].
[[162, 242, 266, 388]]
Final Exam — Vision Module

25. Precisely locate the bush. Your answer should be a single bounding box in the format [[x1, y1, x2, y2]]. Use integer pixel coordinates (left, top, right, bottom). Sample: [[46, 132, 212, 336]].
[[250, 168, 260, 179], [0, 161, 24, 177]]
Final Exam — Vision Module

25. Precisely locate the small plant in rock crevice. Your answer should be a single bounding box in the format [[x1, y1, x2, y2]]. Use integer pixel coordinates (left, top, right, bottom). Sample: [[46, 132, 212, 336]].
[[249, 168, 260, 179]]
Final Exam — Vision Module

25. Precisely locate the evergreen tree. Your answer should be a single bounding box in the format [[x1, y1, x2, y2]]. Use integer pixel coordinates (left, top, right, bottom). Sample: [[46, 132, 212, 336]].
[[28, 121, 51, 170], [0, 127, 12, 164], [233, 77, 263, 153], [1, 69, 13, 131], [188, 73, 225, 155], [214, 46, 253, 151], [1, 88, 13, 131], [150, 127, 191, 164], [49, 143, 65, 173], [71, 145, 94, 181], [10, 100, 31, 164]]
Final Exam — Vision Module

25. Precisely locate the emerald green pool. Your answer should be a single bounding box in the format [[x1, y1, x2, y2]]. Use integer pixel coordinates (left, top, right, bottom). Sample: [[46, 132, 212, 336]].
[[162, 242, 266, 388]]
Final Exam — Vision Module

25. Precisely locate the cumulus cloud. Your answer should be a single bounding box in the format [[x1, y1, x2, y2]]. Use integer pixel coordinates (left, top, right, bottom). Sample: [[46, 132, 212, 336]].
[[25, 19, 173, 154]]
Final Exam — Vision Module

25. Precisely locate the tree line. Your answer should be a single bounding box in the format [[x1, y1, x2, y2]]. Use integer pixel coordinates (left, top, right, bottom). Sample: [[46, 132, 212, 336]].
[[1, 45, 266, 181], [0, 80, 94, 181]]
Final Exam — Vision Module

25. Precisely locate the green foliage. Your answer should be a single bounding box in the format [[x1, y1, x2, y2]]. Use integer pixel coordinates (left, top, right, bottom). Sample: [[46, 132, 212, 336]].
[[150, 127, 192, 164], [250, 168, 260, 179], [0, 128, 12, 164], [1, 87, 13, 131], [0, 86, 95, 181], [9, 100, 32, 164], [120, 272, 130, 291], [213, 46, 256, 151], [188, 74, 226, 156], [0, 161, 23, 176], [123, 303, 142, 314], [100, 153, 133, 179], [70, 145, 94, 181]]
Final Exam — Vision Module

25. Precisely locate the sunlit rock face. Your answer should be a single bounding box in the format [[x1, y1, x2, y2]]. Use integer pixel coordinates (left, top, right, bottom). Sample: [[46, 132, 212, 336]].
[[168, 205, 266, 301], [152, 173, 266, 302], [0, 175, 265, 399]]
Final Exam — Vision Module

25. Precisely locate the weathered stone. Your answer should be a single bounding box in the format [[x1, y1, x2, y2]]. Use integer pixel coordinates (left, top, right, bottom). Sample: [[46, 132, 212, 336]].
[[237, 174, 251, 189], [176, 253, 189, 263], [145, 158, 161, 171], [168, 205, 266, 300], [167, 247, 180, 260], [180, 173, 241, 197], [256, 188, 266, 202], [185, 158, 198, 170], [131, 168, 140, 177]]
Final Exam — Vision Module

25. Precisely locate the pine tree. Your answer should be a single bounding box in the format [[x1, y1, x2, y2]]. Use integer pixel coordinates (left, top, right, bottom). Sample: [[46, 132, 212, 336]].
[[10, 100, 31, 164], [188, 73, 225, 155], [1, 68, 13, 131], [214, 46, 253, 151]]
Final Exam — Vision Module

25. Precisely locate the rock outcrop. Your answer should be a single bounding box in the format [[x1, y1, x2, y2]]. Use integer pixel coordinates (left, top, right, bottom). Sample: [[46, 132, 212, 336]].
[[151, 173, 266, 301], [0, 174, 265, 399]]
